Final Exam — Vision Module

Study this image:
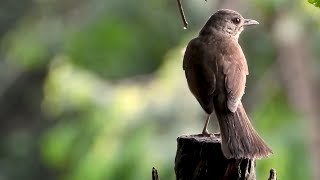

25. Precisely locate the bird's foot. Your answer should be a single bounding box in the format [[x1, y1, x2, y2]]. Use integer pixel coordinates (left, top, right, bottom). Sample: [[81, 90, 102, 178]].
[[201, 129, 213, 137]]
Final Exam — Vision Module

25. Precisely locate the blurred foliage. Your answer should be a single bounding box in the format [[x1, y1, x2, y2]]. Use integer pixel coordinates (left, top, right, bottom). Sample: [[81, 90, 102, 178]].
[[0, 0, 319, 180], [309, 0, 320, 7]]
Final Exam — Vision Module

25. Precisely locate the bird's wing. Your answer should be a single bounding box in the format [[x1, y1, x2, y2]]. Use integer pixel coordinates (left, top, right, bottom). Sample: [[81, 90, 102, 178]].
[[183, 38, 198, 71], [183, 38, 216, 114], [223, 44, 248, 112]]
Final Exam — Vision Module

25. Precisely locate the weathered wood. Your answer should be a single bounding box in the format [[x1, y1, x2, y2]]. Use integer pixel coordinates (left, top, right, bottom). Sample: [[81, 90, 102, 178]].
[[152, 167, 160, 180], [175, 134, 256, 180], [268, 168, 276, 180]]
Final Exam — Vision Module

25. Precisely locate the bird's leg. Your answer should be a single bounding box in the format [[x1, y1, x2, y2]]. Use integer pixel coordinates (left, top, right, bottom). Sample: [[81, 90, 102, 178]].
[[202, 114, 211, 135]]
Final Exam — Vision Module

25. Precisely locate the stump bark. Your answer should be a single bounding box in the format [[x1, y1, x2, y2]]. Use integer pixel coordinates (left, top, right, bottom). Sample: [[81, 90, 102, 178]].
[[175, 134, 256, 180]]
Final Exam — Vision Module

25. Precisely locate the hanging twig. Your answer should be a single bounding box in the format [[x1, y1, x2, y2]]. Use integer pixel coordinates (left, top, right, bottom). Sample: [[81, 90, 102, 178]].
[[176, 0, 188, 29]]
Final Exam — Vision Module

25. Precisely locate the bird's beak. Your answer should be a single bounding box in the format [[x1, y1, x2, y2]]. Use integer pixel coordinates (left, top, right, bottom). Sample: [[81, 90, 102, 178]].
[[243, 19, 259, 26]]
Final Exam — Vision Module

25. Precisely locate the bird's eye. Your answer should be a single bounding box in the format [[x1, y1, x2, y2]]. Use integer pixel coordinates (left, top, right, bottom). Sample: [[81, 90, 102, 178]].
[[232, 18, 241, 24]]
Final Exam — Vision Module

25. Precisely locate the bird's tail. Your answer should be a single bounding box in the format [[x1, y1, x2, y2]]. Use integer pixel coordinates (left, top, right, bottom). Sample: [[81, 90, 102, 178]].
[[214, 102, 272, 159]]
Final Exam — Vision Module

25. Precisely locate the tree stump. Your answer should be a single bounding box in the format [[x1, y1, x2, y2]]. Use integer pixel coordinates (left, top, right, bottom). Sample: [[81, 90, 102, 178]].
[[175, 134, 256, 180]]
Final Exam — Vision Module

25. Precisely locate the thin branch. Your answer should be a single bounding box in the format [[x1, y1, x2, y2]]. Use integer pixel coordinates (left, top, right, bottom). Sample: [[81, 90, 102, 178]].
[[176, 0, 188, 29]]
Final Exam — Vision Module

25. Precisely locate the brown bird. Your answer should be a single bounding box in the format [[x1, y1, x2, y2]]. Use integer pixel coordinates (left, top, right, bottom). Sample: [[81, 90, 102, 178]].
[[183, 9, 272, 159]]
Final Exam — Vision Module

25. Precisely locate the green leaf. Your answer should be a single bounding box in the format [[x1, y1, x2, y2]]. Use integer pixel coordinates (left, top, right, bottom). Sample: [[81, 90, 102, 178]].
[[309, 0, 320, 7]]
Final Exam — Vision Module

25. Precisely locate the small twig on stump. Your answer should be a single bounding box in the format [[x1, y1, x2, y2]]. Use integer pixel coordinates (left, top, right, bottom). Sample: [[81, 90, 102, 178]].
[[268, 168, 277, 180], [152, 167, 160, 180], [176, 0, 188, 29]]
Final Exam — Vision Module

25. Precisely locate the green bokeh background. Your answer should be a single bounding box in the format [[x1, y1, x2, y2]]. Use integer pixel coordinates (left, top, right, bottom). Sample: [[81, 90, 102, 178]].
[[0, 0, 319, 180]]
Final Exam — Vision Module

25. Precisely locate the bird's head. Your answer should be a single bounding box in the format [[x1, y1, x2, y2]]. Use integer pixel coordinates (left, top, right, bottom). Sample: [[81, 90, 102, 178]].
[[200, 9, 259, 39]]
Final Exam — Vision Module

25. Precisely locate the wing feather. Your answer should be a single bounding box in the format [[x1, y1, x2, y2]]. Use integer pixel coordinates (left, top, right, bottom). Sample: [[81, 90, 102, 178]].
[[223, 45, 248, 112], [183, 38, 216, 114]]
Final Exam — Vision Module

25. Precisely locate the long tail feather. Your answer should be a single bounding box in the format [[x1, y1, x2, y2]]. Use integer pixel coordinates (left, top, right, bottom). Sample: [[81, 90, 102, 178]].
[[215, 102, 272, 159]]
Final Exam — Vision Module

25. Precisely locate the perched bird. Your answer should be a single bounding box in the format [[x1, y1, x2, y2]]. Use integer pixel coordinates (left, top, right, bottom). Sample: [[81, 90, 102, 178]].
[[183, 9, 272, 159]]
